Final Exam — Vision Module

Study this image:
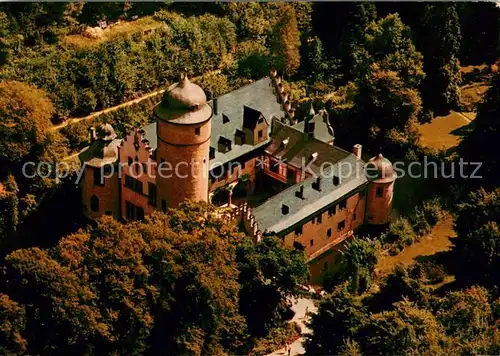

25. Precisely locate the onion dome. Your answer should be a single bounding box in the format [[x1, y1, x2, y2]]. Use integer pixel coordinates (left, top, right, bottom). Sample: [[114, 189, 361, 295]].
[[154, 70, 212, 125], [78, 124, 120, 168], [96, 123, 117, 141], [365, 153, 396, 183]]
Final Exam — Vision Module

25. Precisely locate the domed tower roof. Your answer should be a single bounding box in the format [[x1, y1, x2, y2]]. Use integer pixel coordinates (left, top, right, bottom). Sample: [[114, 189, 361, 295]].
[[96, 123, 117, 141], [154, 70, 212, 125], [365, 153, 396, 183]]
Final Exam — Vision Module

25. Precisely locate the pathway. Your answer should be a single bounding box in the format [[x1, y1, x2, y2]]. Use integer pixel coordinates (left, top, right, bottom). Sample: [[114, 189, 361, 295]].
[[267, 297, 317, 356], [50, 70, 221, 132]]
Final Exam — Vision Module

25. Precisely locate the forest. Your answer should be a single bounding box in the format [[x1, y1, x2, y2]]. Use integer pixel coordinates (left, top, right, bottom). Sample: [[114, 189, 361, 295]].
[[0, 2, 500, 355]]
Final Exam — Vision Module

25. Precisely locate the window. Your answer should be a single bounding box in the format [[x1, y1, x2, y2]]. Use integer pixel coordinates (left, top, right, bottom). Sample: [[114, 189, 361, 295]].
[[195, 127, 201, 135], [333, 175, 340, 186], [376, 187, 384, 197], [337, 220, 345, 232], [270, 159, 280, 174], [128, 157, 133, 166], [94, 168, 104, 186], [310, 239, 314, 247], [295, 225, 303, 236], [258, 117, 264, 124], [258, 130, 263, 138], [328, 205, 336, 217], [148, 182, 157, 206], [126, 201, 145, 220], [90, 195, 99, 212], [125, 175, 143, 194], [352, 212, 357, 221], [137, 207, 145, 220], [161, 199, 167, 213], [327, 228, 332, 238], [223, 114, 230, 124], [339, 200, 347, 210], [126, 201, 134, 220]]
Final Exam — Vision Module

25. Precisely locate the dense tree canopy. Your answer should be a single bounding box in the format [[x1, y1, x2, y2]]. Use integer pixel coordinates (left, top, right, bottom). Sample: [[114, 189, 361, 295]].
[[0, 81, 53, 164], [420, 3, 462, 116], [270, 5, 301, 77], [0, 202, 308, 355]]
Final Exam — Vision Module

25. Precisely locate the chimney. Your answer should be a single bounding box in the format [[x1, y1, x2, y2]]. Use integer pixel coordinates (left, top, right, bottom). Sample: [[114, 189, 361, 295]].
[[213, 98, 218, 115], [295, 185, 305, 199], [312, 177, 322, 191], [353, 144, 362, 159], [282, 204, 289, 215], [89, 127, 96, 142]]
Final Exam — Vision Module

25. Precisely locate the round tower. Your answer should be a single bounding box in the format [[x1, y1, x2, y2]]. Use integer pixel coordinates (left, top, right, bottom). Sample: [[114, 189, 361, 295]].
[[153, 71, 212, 210], [365, 153, 396, 225]]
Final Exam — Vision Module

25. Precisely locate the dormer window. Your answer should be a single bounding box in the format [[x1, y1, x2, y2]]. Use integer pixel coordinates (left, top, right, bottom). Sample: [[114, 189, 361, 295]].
[[235, 129, 245, 145], [218, 136, 232, 153]]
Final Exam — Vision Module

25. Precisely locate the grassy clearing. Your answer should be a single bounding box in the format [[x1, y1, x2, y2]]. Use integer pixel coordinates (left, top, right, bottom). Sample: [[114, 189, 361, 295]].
[[376, 214, 455, 276], [417, 110, 471, 150], [63, 17, 165, 48], [460, 82, 489, 111]]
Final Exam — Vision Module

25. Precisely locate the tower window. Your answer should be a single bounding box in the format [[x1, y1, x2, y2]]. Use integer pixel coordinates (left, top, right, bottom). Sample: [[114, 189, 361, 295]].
[[94, 168, 104, 186], [339, 200, 347, 210], [337, 220, 345, 232], [352, 212, 357, 221], [90, 195, 99, 212], [195, 127, 201, 135], [310, 239, 314, 247], [376, 187, 383, 197], [294, 225, 303, 236], [148, 182, 157, 206], [327, 228, 332, 238]]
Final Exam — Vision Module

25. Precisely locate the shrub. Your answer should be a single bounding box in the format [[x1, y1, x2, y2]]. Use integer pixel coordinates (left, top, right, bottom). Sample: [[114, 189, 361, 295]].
[[382, 217, 417, 247]]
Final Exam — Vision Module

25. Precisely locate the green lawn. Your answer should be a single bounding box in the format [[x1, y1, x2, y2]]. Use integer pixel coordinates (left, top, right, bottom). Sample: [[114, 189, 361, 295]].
[[417, 111, 471, 150]]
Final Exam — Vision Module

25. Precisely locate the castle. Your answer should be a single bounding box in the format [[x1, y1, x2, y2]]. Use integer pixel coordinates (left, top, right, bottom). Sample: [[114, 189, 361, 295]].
[[79, 70, 396, 282]]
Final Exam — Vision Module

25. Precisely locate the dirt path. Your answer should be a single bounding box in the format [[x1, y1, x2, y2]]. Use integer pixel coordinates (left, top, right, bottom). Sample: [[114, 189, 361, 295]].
[[376, 215, 455, 276], [50, 70, 221, 132], [267, 297, 317, 356]]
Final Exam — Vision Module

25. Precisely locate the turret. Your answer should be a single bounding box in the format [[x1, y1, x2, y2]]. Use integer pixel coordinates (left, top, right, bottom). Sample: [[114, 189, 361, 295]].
[[365, 153, 396, 225], [153, 70, 212, 210]]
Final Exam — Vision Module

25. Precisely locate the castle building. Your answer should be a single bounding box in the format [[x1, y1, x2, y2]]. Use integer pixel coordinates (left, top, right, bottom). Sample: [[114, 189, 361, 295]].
[[79, 71, 396, 282]]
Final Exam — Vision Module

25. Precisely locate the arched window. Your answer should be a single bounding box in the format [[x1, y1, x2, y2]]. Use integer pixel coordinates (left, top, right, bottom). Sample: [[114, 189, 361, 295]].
[[90, 195, 99, 212]]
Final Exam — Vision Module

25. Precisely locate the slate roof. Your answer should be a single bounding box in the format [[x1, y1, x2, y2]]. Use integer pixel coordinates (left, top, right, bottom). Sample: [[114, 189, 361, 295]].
[[252, 153, 368, 235], [79, 138, 122, 168], [266, 120, 349, 175], [292, 114, 334, 144], [141, 77, 285, 169]]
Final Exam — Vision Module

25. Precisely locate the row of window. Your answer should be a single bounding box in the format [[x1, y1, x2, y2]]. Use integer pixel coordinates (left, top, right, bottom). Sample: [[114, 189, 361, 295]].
[[294, 218, 348, 239]]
